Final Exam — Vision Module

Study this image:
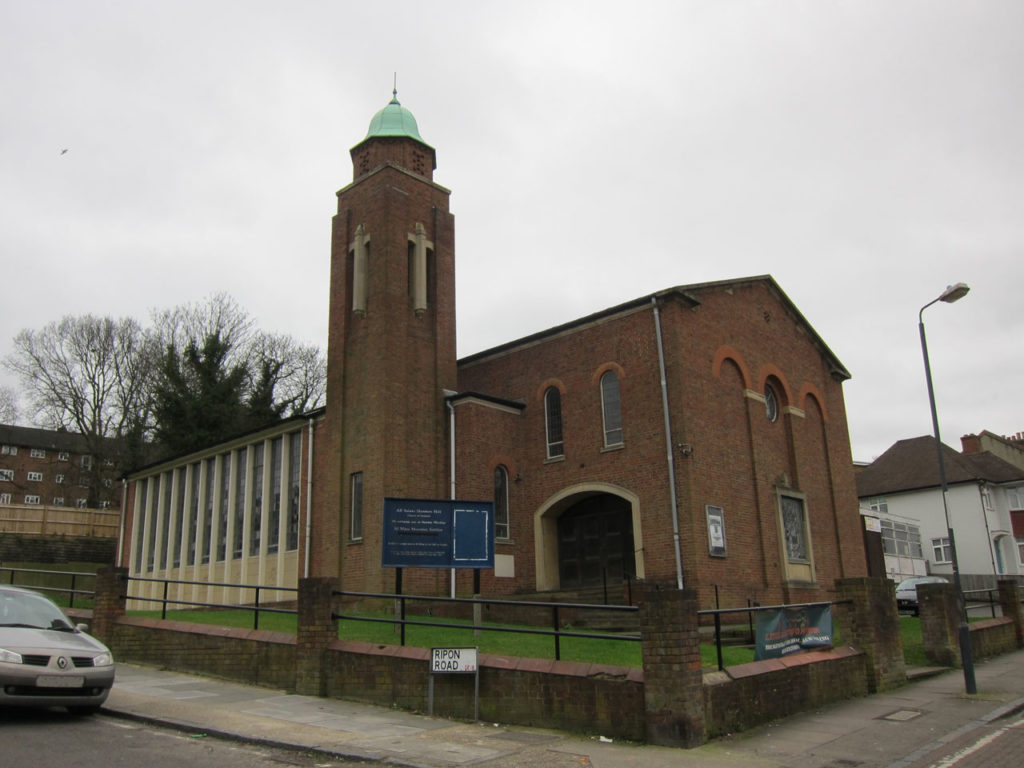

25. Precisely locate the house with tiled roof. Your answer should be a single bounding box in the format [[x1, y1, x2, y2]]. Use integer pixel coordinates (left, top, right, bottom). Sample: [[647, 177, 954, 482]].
[[856, 434, 1024, 587]]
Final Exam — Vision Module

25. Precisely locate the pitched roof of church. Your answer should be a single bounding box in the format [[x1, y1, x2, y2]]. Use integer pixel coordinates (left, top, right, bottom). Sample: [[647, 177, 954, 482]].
[[458, 274, 851, 380], [856, 435, 1024, 498]]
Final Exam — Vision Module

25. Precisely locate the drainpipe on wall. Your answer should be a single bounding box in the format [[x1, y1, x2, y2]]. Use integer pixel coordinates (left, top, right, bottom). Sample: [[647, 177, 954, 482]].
[[304, 418, 314, 579], [651, 296, 684, 590], [445, 391, 458, 597]]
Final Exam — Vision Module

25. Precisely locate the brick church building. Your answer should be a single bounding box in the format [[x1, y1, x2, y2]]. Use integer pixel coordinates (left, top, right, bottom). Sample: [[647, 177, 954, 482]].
[[119, 93, 867, 611]]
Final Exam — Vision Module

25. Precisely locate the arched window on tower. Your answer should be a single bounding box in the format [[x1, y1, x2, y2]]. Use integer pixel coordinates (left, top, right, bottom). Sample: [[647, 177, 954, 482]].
[[600, 370, 623, 447], [494, 465, 509, 540], [544, 387, 564, 459]]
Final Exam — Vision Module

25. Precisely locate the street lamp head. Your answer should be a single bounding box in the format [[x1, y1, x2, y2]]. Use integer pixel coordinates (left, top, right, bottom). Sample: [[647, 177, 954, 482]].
[[939, 283, 970, 304]]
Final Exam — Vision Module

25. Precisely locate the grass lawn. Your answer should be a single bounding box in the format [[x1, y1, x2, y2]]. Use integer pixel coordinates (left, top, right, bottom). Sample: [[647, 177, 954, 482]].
[[127, 607, 757, 669], [900, 616, 930, 666]]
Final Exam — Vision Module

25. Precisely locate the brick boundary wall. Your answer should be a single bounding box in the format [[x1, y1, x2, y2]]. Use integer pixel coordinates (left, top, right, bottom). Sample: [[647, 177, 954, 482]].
[[999, 580, 1024, 648], [323, 639, 647, 740], [111, 616, 297, 691], [919, 580, 1024, 667], [640, 585, 706, 747], [834, 577, 905, 692], [86, 569, 1024, 747], [704, 646, 867, 738]]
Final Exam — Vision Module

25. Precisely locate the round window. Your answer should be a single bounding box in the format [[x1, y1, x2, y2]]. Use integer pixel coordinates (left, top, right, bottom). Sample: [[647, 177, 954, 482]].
[[764, 384, 779, 422]]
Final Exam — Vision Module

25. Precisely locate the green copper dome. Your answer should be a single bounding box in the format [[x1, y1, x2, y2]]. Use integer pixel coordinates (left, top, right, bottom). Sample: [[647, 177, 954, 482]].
[[364, 90, 429, 144]]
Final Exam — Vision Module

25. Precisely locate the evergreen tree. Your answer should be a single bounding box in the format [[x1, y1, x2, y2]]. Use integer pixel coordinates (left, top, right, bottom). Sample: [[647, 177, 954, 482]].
[[152, 332, 250, 456]]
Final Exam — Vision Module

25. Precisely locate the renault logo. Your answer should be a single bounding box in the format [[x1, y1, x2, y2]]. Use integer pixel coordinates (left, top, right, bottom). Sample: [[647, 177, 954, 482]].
[[57, 656, 69, 670]]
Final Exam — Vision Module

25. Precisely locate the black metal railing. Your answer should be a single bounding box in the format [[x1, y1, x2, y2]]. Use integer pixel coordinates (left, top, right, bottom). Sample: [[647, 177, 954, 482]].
[[332, 590, 640, 661], [0, 566, 96, 608], [962, 588, 1001, 619], [125, 576, 298, 630]]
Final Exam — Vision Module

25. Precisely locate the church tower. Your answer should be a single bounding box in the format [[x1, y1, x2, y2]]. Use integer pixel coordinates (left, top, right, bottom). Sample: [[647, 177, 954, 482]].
[[318, 92, 457, 588]]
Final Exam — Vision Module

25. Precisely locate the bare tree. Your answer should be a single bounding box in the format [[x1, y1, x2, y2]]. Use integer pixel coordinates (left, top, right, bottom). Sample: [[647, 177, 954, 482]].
[[3, 314, 154, 500], [0, 385, 19, 424], [4, 292, 326, 472], [249, 333, 326, 416], [150, 291, 256, 372], [152, 294, 325, 419]]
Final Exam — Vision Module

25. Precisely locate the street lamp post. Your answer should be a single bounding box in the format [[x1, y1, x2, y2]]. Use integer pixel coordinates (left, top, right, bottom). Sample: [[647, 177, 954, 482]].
[[918, 282, 976, 695]]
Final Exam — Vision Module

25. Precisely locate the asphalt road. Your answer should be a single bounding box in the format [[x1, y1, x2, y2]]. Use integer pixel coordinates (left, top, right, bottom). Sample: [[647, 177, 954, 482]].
[[0, 708, 362, 768], [895, 706, 1024, 768]]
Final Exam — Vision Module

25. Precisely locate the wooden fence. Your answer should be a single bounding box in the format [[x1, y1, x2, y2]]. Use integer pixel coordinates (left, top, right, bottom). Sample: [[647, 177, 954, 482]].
[[0, 503, 119, 538]]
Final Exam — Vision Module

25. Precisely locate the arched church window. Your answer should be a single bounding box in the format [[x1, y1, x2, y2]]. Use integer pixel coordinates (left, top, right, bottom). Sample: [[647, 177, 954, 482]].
[[764, 383, 779, 423], [600, 370, 623, 447], [544, 387, 564, 459], [494, 465, 509, 540]]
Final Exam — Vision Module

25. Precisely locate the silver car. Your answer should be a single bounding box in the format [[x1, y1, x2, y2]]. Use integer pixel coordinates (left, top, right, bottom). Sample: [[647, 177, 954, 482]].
[[895, 575, 948, 616], [0, 585, 114, 714]]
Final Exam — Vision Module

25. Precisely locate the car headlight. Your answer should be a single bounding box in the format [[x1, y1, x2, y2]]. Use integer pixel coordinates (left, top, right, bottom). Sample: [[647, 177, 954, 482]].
[[91, 652, 113, 667], [0, 647, 23, 664]]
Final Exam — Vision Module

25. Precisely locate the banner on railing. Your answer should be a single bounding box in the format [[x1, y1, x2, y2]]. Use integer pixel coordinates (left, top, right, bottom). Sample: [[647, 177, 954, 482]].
[[754, 604, 833, 660]]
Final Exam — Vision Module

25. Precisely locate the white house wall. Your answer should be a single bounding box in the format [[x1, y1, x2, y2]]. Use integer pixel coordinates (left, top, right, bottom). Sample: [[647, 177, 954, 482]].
[[881, 483, 1005, 579]]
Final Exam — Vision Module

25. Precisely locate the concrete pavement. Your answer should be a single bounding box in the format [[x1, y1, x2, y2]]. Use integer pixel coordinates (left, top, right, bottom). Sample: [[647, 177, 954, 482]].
[[102, 649, 1024, 768]]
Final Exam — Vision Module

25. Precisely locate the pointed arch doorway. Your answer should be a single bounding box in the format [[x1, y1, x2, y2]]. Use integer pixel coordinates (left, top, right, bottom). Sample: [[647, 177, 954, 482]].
[[535, 484, 644, 592]]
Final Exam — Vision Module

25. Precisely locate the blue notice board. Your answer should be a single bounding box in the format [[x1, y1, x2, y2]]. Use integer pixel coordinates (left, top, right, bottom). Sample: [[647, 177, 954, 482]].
[[382, 498, 494, 569]]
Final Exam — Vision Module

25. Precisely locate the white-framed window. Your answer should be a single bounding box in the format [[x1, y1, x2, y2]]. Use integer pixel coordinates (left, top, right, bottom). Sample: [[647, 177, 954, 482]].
[[982, 489, 994, 511], [1008, 487, 1024, 511], [0, 492, 11, 504], [30, 448, 46, 459], [932, 537, 953, 564], [1, 445, 17, 455], [55, 474, 65, 484], [600, 370, 623, 447], [1017, 538, 1024, 566], [544, 386, 564, 459], [58, 451, 70, 462], [103, 478, 112, 488], [0, 469, 12, 482], [76, 498, 87, 508], [24, 495, 41, 505], [866, 497, 888, 515], [880, 519, 924, 557], [27, 471, 43, 482], [100, 501, 111, 509], [350, 471, 363, 540], [81, 455, 92, 469], [494, 465, 510, 540], [53, 496, 64, 506]]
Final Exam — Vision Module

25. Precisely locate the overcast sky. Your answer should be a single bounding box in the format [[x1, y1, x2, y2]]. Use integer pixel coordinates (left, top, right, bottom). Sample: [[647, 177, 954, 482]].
[[2, 1, 1021, 463]]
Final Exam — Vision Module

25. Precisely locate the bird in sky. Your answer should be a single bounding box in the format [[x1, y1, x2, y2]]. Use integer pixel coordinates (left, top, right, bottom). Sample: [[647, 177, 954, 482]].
[[60, 149, 68, 155]]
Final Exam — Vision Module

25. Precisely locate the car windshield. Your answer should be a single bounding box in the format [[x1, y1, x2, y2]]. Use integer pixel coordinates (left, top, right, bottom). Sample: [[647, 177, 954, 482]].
[[897, 577, 941, 590], [0, 589, 74, 630]]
